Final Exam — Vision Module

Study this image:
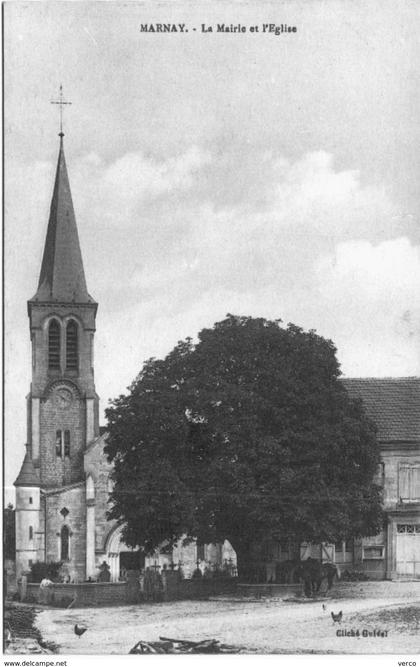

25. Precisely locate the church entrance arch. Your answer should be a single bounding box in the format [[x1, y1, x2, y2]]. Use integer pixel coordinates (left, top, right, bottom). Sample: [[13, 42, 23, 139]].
[[104, 525, 144, 582]]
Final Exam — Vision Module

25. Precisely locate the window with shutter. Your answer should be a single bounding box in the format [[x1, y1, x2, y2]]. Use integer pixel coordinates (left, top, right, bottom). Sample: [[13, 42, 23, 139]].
[[399, 465, 411, 499], [412, 466, 420, 500], [399, 464, 420, 501]]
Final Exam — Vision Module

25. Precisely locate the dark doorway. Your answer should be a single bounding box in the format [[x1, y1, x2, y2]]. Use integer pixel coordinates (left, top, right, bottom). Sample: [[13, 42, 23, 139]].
[[120, 551, 145, 571]]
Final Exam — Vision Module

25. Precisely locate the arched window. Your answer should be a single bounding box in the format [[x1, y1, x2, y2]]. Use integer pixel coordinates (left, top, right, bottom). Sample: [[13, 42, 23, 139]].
[[66, 320, 78, 370], [61, 525, 70, 561], [56, 430, 71, 457], [48, 320, 61, 369], [29, 526, 33, 540], [64, 430, 70, 457], [56, 430, 62, 457]]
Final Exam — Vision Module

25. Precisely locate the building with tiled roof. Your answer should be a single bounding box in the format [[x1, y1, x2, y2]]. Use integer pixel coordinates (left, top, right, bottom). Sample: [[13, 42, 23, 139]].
[[339, 376, 420, 579], [342, 377, 420, 443]]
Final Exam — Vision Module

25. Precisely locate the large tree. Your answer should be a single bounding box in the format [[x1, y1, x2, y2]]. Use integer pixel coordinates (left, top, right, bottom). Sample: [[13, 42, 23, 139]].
[[105, 315, 383, 576]]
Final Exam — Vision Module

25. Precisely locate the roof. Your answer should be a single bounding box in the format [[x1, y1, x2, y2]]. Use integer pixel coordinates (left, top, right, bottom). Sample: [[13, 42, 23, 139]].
[[42, 480, 85, 496], [85, 430, 108, 453], [14, 449, 40, 487], [341, 377, 420, 442], [30, 135, 95, 304]]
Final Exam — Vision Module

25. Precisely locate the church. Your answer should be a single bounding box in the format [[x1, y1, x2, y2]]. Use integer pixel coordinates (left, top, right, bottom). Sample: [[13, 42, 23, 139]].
[[14, 130, 420, 584], [13, 129, 235, 584]]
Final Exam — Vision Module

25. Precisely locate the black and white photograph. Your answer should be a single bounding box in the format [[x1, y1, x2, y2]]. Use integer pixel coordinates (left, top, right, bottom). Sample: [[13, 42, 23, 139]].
[[3, 0, 420, 661]]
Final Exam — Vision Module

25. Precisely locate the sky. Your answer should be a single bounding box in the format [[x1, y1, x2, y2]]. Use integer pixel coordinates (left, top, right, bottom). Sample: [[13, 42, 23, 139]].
[[4, 0, 420, 498]]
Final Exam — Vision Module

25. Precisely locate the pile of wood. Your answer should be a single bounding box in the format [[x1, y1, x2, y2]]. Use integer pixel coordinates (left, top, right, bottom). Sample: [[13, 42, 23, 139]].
[[4, 604, 42, 640], [129, 636, 241, 654], [4, 604, 59, 655]]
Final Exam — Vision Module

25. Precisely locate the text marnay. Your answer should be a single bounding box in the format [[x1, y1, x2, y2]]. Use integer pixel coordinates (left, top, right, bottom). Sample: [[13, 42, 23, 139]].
[[140, 24, 187, 33]]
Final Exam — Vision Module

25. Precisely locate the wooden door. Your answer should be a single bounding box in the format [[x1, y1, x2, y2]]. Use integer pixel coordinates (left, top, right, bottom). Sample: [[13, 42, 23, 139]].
[[396, 524, 420, 578]]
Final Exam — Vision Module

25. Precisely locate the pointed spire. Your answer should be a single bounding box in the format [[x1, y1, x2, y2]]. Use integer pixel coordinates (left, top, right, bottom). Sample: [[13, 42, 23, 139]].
[[31, 135, 95, 303]]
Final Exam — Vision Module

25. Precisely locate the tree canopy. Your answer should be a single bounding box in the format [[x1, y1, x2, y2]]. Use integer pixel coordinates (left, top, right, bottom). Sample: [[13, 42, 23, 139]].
[[105, 315, 383, 568]]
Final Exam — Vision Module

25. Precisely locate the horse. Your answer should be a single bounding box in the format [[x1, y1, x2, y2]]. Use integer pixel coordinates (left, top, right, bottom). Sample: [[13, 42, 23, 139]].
[[294, 558, 339, 597], [275, 559, 301, 584]]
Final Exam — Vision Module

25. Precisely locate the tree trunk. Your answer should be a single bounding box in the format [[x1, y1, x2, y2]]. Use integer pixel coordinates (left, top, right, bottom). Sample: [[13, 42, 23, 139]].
[[232, 539, 265, 583]]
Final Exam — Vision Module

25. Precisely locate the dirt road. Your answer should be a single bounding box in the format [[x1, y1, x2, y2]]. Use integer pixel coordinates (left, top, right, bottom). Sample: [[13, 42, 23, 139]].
[[35, 581, 420, 654]]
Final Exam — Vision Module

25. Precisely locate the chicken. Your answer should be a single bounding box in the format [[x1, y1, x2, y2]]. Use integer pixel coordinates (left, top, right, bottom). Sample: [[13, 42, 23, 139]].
[[331, 611, 343, 624], [322, 603, 328, 612], [74, 624, 87, 638]]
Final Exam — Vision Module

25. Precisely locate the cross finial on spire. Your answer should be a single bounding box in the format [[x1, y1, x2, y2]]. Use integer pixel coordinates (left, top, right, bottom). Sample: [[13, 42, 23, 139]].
[[50, 84, 72, 137]]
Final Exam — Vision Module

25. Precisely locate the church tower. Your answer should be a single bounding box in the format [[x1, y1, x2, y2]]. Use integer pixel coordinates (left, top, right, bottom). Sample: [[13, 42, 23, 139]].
[[15, 128, 99, 579]]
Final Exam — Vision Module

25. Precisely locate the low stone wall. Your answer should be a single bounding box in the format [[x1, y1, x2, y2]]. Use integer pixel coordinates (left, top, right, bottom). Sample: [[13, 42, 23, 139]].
[[140, 570, 238, 602], [237, 583, 303, 598], [22, 576, 238, 606], [168, 576, 238, 601], [24, 581, 138, 607]]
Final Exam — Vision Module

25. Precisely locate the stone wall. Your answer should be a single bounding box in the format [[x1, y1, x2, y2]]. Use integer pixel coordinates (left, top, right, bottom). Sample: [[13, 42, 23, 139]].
[[15, 486, 43, 578], [39, 387, 85, 486], [44, 483, 86, 581], [25, 581, 134, 607], [23, 575, 238, 606], [159, 571, 238, 601], [84, 433, 117, 556], [29, 304, 97, 397]]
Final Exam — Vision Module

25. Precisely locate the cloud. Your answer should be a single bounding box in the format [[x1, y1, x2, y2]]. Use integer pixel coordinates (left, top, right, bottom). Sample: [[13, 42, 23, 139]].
[[264, 152, 398, 240], [67, 149, 419, 371], [72, 146, 211, 223], [5, 146, 419, 493], [95, 236, 420, 412], [111, 151, 400, 302], [314, 237, 420, 376], [316, 237, 420, 296]]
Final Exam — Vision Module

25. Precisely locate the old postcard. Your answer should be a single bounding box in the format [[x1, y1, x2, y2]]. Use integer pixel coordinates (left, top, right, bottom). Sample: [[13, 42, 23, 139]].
[[3, 0, 419, 663]]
